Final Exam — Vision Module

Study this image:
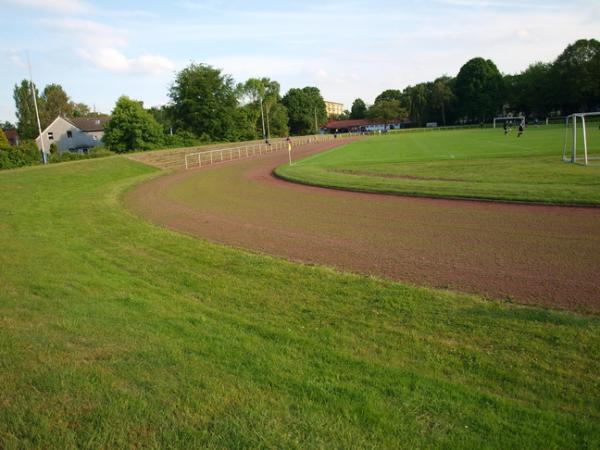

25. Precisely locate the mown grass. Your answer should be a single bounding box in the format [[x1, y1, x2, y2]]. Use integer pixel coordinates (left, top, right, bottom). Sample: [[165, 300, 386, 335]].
[[0, 157, 599, 448], [276, 126, 600, 205]]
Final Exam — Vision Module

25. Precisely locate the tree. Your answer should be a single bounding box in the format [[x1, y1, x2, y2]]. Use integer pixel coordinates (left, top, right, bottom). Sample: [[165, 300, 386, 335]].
[[455, 57, 504, 121], [169, 63, 240, 141], [551, 39, 600, 113], [367, 99, 408, 130], [281, 87, 327, 135], [431, 77, 455, 125], [70, 102, 91, 118], [103, 96, 163, 153], [238, 77, 288, 139], [374, 89, 402, 104], [404, 83, 430, 126], [13, 80, 40, 140], [0, 129, 8, 147], [350, 98, 367, 119], [41, 84, 72, 126], [1, 121, 15, 130]]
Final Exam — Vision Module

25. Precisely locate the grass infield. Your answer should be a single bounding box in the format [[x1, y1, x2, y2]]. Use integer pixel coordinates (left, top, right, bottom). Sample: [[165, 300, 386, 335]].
[[0, 157, 599, 448], [275, 127, 600, 205]]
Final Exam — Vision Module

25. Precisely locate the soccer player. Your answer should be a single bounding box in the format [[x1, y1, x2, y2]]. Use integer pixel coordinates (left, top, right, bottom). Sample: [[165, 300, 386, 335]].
[[503, 121, 508, 135], [518, 120, 524, 137]]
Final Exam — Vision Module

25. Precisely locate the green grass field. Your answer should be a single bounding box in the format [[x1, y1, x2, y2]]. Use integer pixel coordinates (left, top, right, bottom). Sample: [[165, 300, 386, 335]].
[[1, 157, 599, 448], [276, 127, 600, 205]]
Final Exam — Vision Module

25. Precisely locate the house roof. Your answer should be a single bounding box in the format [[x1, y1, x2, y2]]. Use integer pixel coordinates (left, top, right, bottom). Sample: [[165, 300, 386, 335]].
[[67, 117, 110, 132], [3, 129, 19, 142]]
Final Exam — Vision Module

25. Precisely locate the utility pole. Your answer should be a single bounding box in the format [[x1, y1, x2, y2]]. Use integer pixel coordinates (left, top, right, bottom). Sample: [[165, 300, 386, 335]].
[[260, 96, 266, 141], [27, 52, 47, 164]]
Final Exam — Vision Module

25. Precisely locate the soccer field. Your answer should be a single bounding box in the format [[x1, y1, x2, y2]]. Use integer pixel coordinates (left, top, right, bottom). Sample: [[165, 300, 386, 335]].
[[275, 127, 600, 205]]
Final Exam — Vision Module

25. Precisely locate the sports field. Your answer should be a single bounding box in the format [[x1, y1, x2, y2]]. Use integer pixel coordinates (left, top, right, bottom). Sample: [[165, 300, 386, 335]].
[[275, 127, 600, 205], [1, 144, 599, 448]]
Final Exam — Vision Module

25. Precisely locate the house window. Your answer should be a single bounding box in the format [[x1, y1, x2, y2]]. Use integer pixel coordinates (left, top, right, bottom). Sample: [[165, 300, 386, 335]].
[[48, 132, 54, 140], [67, 130, 72, 138]]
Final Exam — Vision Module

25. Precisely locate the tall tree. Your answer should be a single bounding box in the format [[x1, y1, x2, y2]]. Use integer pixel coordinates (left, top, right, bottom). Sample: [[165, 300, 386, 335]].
[[374, 89, 402, 103], [238, 77, 288, 138], [455, 57, 504, 121], [13, 80, 40, 140], [41, 84, 72, 126], [551, 38, 600, 113], [103, 96, 163, 153], [281, 87, 327, 135], [350, 98, 367, 119], [1, 121, 16, 130], [431, 77, 455, 125], [169, 63, 240, 141], [367, 100, 408, 130]]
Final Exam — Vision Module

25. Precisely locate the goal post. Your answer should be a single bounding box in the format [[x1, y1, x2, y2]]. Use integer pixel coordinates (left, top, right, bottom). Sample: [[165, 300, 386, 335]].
[[493, 116, 525, 128], [563, 112, 600, 166]]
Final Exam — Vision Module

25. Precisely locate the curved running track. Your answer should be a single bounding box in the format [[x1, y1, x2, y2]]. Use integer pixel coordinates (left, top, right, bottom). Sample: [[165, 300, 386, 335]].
[[125, 138, 600, 314]]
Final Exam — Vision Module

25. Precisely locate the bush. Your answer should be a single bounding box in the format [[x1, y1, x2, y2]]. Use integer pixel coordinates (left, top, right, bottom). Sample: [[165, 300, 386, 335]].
[[49, 146, 114, 164], [0, 140, 42, 170]]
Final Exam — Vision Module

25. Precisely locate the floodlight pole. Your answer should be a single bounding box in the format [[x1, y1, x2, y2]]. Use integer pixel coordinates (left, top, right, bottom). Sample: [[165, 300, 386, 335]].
[[27, 52, 47, 164], [265, 103, 271, 141], [260, 96, 266, 141]]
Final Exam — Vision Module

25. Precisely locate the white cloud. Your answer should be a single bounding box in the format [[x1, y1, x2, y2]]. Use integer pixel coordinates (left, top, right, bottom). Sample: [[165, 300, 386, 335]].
[[0, 0, 90, 13], [80, 48, 175, 76], [36, 17, 128, 47]]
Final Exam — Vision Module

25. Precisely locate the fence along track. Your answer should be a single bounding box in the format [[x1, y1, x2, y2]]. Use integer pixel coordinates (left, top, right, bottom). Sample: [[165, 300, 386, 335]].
[[184, 135, 347, 170]]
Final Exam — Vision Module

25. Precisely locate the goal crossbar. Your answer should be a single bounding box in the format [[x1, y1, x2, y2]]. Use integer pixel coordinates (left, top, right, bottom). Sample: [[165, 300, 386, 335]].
[[563, 112, 600, 166], [493, 116, 525, 128]]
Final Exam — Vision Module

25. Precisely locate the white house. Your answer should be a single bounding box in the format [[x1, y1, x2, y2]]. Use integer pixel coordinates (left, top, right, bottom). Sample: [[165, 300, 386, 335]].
[[35, 116, 110, 154]]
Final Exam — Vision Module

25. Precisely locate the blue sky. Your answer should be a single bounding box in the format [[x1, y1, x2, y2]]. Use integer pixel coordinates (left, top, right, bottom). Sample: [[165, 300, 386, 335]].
[[1, 0, 599, 122]]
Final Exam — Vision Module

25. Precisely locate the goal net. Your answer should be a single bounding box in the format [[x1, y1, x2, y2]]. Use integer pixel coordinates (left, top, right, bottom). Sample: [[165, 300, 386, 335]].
[[563, 112, 600, 165], [493, 116, 525, 128]]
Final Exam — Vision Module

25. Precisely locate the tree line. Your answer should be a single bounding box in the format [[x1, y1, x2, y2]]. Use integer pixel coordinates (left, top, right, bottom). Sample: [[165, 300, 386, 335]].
[[342, 39, 600, 127], [3, 38, 599, 156], [6, 63, 329, 154]]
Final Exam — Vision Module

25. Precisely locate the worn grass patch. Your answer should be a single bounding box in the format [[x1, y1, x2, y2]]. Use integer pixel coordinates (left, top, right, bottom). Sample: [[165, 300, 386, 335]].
[[276, 127, 600, 205], [0, 157, 599, 448]]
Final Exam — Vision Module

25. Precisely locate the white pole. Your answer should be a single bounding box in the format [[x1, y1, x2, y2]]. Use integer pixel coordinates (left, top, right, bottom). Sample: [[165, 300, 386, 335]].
[[288, 142, 292, 166], [27, 52, 46, 164], [260, 97, 266, 141], [582, 115, 588, 166], [573, 116, 577, 163]]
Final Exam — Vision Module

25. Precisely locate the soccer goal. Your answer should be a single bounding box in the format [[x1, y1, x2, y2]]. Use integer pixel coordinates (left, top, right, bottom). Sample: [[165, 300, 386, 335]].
[[493, 116, 525, 128], [562, 112, 600, 166]]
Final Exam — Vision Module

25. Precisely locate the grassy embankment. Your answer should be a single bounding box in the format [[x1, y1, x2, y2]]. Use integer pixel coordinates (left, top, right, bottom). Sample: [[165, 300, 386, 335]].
[[0, 157, 599, 448], [276, 127, 600, 205]]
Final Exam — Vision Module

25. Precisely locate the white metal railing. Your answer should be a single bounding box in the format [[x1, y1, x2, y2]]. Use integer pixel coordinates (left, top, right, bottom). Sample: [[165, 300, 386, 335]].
[[183, 134, 350, 169]]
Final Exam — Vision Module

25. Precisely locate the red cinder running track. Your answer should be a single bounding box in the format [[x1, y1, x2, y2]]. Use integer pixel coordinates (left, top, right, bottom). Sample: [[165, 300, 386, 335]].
[[125, 138, 600, 314]]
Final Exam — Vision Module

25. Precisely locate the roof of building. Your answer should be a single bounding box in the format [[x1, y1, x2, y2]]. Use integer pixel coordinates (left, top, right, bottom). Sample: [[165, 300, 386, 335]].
[[325, 119, 370, 129], [67, 116, 110, 132], [3, 129, 19, 142]]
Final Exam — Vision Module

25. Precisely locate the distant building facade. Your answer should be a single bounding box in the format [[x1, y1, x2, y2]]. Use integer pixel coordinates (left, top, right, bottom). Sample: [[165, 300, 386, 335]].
[[325, 118, 410, 133], [35, 116, 110, 154], [325, 101, 344, 117]]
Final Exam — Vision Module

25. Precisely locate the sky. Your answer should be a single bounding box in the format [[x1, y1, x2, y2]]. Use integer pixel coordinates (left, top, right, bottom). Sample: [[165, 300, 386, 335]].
[[0, 0, 599, 122]]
